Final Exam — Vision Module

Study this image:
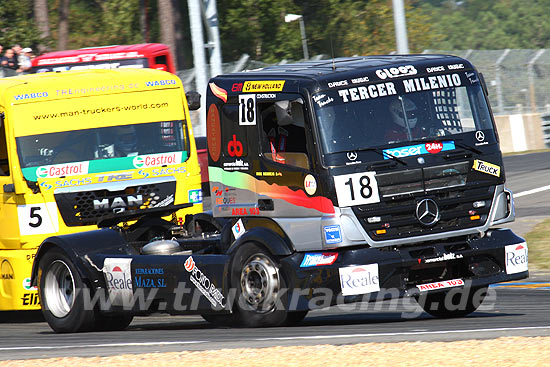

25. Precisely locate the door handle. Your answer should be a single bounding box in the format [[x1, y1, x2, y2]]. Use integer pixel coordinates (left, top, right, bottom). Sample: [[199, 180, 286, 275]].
[[258, 199, 274, 211]]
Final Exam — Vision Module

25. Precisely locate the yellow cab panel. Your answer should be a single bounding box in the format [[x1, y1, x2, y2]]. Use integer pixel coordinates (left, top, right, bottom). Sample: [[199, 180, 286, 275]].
[[0, 69, 202, 310]]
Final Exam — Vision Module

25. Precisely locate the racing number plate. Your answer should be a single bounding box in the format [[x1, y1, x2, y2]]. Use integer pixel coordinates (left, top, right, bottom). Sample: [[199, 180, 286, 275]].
[[333, 171, 380, 207]]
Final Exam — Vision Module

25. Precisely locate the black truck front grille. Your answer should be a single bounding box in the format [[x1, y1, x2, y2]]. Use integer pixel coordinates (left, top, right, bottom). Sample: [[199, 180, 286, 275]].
[[55, 180, 177, 226], [353, 162, 495, 241]]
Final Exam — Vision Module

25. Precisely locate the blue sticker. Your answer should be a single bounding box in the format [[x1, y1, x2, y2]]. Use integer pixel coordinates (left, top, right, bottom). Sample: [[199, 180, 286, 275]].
[[300, 253, 339, 267], [324, 225, 342, 244], [383, 141, 455, 159], [188, 189, 202, 203]]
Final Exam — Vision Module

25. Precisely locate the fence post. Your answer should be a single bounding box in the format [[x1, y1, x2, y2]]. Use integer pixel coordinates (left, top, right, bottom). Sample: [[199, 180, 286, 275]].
[[495, 49, 510, 114], [528, 49, 545, 113]]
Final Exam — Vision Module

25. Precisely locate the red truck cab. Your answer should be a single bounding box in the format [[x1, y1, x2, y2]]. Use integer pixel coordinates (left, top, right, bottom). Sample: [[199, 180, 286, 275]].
[[32, 43, 175, 74]]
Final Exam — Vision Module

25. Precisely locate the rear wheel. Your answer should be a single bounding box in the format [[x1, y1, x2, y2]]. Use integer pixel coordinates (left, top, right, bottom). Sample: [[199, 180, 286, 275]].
[[418, 286, 488, 318], [38, 249, 97, 333], [96, 314, 134, 331]]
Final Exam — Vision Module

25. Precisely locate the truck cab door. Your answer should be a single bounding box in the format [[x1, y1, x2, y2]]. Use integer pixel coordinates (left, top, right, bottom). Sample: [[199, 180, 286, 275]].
[[0, 113, 21, 249], [255, 94, 327, 217]]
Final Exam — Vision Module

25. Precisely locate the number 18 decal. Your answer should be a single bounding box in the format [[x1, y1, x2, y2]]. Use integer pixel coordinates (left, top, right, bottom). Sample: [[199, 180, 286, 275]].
[[238, 94, 256, 125], [17, 203, 59, 236], [334, 171, 380, 207]]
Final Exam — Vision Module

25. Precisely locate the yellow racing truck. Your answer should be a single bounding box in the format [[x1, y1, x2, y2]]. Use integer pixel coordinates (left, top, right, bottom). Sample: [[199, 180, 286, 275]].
[[0, 68, 203, 311]]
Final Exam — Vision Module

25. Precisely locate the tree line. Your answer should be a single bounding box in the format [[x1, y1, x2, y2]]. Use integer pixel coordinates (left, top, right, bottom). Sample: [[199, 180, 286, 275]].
[[1, 0, 548, 69]]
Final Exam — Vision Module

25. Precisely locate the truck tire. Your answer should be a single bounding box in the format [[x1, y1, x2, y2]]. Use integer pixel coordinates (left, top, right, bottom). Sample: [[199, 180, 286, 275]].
[[229, 242, 288, 328], [418, 286, 488, 318], [96, 314, 134, 331], [38, 248, 98, 333], [284, 311, 309, 326], [200, 313, 234, 327]]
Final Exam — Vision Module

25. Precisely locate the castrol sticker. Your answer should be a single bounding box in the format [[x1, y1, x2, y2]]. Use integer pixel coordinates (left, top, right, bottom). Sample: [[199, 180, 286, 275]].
[[132, 152, 182, 168], [36, 161, 89, 178], [417, 278, 464, 292]]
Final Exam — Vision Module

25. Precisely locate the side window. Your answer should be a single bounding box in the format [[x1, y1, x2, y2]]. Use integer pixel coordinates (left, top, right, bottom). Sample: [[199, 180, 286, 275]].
[[258, 98, 310, 170], [0, 114, 9, 175], [154, 55, 168, 70]]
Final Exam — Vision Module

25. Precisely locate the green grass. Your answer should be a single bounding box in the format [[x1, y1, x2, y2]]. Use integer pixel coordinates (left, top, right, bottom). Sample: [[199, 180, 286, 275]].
[[524, 219, 550, 271]]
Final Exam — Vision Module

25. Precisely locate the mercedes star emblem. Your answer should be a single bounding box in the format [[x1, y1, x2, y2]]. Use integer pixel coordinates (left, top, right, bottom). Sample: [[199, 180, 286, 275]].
[[475, 131, 485, 142], [347, 151, 358, 161], [415, 198, 440, 226]]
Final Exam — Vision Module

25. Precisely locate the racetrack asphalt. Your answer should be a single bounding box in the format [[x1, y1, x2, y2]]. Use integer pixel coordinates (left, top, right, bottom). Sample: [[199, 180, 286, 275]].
[[1, 151, 549, 360]]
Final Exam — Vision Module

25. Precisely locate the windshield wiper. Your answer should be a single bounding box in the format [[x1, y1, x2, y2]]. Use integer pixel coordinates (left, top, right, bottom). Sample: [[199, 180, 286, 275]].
[[354, 147, 408, 166]]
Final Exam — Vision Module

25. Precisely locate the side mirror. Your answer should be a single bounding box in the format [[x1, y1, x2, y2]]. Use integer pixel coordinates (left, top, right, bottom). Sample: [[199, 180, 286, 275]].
[[186, 91, 201, 111], [153, 64, 168, 72]]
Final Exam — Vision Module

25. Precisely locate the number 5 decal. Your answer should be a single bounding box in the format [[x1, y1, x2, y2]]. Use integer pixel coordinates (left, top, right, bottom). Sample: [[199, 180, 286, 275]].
[[29, 207, 43, 228], [238, 94, 256, 125], [17, 203, 59, 236], [334, 171, 380, 207]]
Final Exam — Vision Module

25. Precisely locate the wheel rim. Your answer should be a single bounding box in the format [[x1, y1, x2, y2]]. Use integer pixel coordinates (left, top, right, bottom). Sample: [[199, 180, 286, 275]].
[[44, 260, 76, 318], [240, 253, 280, 312]]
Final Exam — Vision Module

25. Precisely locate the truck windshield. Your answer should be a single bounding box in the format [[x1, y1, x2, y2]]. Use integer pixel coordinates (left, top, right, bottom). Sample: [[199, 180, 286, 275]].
[[313, 72, 496, 155], [16, 120, 189, 179]]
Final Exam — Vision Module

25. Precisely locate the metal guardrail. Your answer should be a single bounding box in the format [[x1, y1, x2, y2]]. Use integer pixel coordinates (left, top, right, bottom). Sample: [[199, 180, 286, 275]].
[[542, 113, 550, 148]]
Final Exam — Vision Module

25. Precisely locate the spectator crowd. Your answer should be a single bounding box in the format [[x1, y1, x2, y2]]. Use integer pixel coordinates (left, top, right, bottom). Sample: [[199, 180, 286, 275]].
[[0, 44, 35, 77]]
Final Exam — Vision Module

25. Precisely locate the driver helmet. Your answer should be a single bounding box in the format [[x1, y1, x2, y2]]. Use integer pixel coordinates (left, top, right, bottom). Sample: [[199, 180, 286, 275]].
[[114, 126, 138, 155], [274, 99, 305, 128], [389, 97, 418, 128]]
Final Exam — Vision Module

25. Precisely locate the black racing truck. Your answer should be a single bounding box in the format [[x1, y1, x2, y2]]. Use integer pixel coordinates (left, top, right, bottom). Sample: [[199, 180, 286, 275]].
[[32, 55, 528, 333]]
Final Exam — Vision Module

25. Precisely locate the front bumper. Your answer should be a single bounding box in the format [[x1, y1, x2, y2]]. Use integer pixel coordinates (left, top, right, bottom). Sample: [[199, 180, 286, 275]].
[[283, 228, 528, 310]]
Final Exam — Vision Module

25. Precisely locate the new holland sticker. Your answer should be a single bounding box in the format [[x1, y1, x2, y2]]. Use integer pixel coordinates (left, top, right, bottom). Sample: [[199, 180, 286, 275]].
[[472, 159, 500, 177], [242, 80, 285, 92]]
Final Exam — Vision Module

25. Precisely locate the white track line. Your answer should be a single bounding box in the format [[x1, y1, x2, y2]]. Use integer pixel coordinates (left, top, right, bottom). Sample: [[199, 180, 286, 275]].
[[1, 326, 550, 351], [514, 185, 550, 198], [254, 325, 550, 341], [0, 341, 205, 351]]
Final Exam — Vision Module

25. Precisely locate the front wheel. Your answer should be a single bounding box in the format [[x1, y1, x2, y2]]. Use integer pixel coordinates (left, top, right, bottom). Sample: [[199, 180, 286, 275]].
[[38, 248, 97, 333], [417, 286, 488, 318], [229, 242, 288, 328]]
